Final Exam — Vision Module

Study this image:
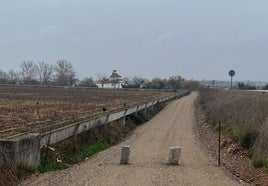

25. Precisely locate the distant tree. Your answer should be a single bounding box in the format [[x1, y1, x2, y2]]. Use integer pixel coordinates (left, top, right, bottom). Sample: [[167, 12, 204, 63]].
[[54, 60, 77, 86], [238, 82, 245, 90], [36, 62, 54, 85], [20, 61, 38, 84], [168, 76, 184, 90], [7, 70, 20, 84], [144, 78, 166, 89], [262, 84, 268, 90], [79, 77, 97, 87], [246, 85, 256, 90], [96, 73, 109, 88], [0, 70, 8, 84], [181, 80, 200, 90], [152, 78, 166, 89], [132, 76, 145, 87], [238, 82, 256, 90], [122, 76, 145, 88]]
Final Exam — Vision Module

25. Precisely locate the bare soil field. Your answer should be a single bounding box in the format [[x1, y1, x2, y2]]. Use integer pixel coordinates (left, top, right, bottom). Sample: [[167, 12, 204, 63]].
[[21, 93, 241, 186], [0, 86, 173, 138]]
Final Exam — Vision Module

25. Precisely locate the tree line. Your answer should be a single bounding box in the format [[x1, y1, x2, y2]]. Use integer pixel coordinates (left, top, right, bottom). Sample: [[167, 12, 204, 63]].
[[0, 60, 83, 87], [123, 76, 200, 90], [0, 60, 200, 90], [237, 82, 268, 90]]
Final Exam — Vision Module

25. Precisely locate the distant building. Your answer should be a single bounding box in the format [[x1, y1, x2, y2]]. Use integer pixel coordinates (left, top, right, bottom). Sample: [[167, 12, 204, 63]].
[[96, 70, 124, 89]]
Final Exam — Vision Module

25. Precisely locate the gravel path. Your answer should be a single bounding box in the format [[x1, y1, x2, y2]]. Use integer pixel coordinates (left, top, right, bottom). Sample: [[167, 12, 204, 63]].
[[21, 93, 241, 186]]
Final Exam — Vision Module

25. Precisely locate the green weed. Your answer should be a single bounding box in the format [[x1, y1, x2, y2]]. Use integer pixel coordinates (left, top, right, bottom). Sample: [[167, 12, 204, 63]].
[[38, 142, 109, 173]]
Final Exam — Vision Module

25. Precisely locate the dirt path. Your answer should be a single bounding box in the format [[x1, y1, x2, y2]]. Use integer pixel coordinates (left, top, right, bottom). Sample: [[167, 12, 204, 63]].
[[21, 93, 242, 186]]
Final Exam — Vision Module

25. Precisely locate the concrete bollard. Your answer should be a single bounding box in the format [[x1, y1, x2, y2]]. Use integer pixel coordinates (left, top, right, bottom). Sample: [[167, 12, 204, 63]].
[[120, 145, 131, 164], [167, 146, 181, 165]]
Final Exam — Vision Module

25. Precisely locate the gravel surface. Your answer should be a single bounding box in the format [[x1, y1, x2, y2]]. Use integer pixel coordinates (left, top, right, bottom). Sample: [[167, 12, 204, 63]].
[[21, 93, 241, 186]]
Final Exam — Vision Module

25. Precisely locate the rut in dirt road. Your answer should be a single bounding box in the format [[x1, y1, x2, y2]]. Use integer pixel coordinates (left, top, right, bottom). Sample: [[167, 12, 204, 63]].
[[21, 93, 241, 186]]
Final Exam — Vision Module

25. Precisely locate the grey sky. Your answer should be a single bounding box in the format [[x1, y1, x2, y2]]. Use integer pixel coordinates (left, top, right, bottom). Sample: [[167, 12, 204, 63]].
[[0, 0, 268, 81]]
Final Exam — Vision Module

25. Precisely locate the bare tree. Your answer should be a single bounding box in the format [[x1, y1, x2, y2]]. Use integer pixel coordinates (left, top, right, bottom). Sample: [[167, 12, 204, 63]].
[[151, 77, 166, 89], [79, 77, 97, 87], [0, 70, 8, 84], [36, 62, 54, 85], [7, 70, 20, 84], [168, 76, 184, 90], [181, 80, 200, 90], [132, 76, 145, 86], [96, 73, 109, 88], [54, 60, 77, 86], [20, 61, 38, 84]]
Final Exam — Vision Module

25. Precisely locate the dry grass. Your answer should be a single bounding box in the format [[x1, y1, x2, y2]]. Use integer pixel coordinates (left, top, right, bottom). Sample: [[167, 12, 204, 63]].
[[198, 88, 268, 168], [0, 147, 19, 186]]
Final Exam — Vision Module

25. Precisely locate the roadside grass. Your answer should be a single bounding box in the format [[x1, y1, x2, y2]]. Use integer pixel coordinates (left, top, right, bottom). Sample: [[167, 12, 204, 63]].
[[73, 143, 110, 162], [38, 142, 109, 173], [199, 88, 268, 170]]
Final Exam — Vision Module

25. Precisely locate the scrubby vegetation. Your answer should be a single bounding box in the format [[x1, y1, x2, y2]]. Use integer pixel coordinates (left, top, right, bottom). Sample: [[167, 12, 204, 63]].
[[0, 147, 19, 186], [198, 88, 268, 170]]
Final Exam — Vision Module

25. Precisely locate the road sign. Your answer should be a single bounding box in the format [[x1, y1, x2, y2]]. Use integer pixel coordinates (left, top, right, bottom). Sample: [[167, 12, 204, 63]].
[[228, 70, 235, 89], [228, 70, 235, 77]]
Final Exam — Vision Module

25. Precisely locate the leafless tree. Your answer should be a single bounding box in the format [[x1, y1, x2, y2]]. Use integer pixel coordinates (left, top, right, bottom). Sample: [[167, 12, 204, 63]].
[[132, 76, 145, 86], [79, 77, 97, 87], [7, 70, 20, 84], [36, 62, 54, 85], [0, 70, 8, 84], [20, 61, 38, 84], [96, 73, 109, 87], [167, 76, 186, 90], [54, 60, 77, 86]]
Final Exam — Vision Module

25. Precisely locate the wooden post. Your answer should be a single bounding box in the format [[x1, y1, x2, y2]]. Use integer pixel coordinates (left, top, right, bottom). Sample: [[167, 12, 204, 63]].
[[167, 146, 181, 165], [120, 146, 130, 164], [218, 122, 221, 166]]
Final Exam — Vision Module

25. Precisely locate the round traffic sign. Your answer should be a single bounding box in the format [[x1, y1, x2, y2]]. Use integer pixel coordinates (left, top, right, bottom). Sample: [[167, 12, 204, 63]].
[[228, 70, 235, 77]]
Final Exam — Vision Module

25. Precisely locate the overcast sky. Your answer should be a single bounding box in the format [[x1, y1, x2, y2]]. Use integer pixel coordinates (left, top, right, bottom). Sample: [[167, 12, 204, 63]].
[[0, 0, 268, 81]]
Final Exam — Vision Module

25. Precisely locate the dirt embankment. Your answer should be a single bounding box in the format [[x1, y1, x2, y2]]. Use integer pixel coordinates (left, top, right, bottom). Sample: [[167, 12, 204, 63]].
[[21, 93, 242, 186]]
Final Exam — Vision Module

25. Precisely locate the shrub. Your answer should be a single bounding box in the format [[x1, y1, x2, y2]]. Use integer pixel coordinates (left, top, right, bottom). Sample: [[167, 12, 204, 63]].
[[225, 126, 239, 142], [252, 157, 265, 168], [240, 130, 257, 149]]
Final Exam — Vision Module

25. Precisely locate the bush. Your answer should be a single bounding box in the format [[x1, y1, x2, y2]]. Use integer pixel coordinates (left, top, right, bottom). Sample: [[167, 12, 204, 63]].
[[225, 126, 239, 142], [240, 130, 257, 149], [252, 158, 265, 168]]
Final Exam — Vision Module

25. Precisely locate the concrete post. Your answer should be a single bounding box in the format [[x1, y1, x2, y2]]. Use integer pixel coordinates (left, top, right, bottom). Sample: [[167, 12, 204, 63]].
[[122, 110, 127, 126], [167, 146, 181, 165], [144, 103, 148, 114], [135, 106, 139, 116], [122, 116, 126, 126], [120, 145, 130, 164]]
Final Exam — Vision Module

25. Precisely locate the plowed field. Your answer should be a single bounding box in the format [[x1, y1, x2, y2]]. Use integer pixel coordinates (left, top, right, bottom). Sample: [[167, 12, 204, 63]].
[[0, 86, 173, 138]]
